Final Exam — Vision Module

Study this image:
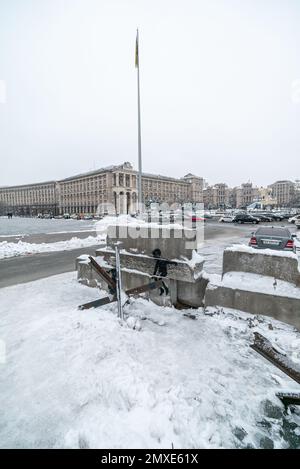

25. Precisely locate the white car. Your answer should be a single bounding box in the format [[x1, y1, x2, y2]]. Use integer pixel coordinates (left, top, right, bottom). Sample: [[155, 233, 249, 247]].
[[288, 214, 300, 224], [219, 215, 234, 223]]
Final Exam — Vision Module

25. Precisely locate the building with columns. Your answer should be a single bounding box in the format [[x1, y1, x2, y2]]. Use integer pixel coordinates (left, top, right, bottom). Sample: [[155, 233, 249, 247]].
[[0, 162, 204, 216], [58, 162, 138, 215]]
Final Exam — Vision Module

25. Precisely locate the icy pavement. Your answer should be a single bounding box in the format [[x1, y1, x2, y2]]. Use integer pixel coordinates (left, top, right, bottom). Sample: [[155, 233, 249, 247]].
[[0, 273, 300, 448], [198, 236, 247, 274]]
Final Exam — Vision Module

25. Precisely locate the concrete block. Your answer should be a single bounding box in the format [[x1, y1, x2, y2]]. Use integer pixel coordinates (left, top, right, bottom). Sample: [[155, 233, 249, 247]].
[[205, 284, 300, 331], [106, 224, 200, 260], [223, 248, 300, 286], [177, 277, 208, 307], [93, 249, 206, 308], [96, 247, 203, 283], [77, 258, 100, 288]]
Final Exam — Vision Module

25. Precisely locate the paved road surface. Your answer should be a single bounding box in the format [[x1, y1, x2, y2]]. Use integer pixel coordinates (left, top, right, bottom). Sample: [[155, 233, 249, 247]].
[[0, 221, 296, 289], [0, 246, 98, 288], [0, 230, 96, 244]]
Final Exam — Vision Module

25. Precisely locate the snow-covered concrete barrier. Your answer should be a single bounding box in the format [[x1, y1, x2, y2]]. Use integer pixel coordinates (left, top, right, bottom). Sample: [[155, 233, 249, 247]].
[[223, 245, 300, 287], [205, 272, 300, 330], [95, 246, 208, 307], [76, 254, 100, 288], [76, 224, 207, 308], [205, 245, 300, 330], [107, 224, 199, 260]]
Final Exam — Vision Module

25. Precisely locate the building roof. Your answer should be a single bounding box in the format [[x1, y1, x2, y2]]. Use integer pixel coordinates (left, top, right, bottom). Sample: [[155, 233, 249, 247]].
[[1, 162, 201, 189], [141, 172, 190, 184], [271, 180, 294, 185], [0, 180, 56, 190], [58, 164, 128, 183]]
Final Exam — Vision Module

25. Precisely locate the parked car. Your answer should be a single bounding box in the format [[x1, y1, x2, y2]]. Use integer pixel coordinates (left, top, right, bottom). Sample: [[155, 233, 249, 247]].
[[275, 212, 291, 220], [219, 215, 234, 223], [233, 214, 260, 224], [264, 213, 284, 222], [288, 214, 300, 224], [255, 214, 272, 222], [296, 220, 300, 230], [249, 226, 296, 253]]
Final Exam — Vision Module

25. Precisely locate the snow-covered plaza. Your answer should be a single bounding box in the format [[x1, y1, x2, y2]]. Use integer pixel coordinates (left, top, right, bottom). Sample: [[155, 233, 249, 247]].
[[1, 272, 300, 449]]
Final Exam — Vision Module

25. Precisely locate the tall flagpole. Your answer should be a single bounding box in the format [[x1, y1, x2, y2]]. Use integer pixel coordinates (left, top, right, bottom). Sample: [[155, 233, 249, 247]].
[[135, 29, 142, 212]]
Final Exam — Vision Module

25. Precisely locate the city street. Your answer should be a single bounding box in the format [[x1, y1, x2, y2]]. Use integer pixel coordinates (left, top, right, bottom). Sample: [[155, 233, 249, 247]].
[[0, 246, 97, 288], [1, 219, 297, 288], [1, 0, 300, 451]]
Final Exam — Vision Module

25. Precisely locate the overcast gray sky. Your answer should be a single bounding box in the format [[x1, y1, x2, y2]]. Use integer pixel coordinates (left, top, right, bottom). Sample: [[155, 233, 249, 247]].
[[0, 0, 300, 188]]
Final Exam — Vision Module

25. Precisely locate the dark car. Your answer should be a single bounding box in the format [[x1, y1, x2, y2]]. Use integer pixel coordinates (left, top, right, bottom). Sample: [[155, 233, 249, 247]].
[[233, 214, 260, 224], [249, 226, 296, 252], [255, 214, 272, 222], [275, 212, 291, 220], [264, 213, 284, 222]]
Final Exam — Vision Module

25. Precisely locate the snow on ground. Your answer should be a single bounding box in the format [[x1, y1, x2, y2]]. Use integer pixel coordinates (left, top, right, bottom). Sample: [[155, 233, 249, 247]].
[[207, 272, 300, 299], [0, 217, 96, 236], [95, 214, 194, 235], [227, 244, 299, 260], [200, 236, 300, 275], [0, 272, 300, 449], [199, 236, 245, 274], [0, 235, 105, 260]]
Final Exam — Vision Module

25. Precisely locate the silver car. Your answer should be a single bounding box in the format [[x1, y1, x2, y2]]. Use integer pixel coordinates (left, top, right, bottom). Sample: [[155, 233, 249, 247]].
[[249, 226, 296, 253]]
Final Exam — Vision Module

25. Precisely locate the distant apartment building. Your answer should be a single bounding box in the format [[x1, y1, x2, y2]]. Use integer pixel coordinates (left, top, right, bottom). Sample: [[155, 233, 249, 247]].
[[203, 183, 229, 209], [235, 183, 259, 208], [294, 180, 300, 206], [269, 180, 295, 207], [142, 172, 203, 206], [0, 181, 58, 216], [204, 182, 258, 209], [0, 163, 204, 216]]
